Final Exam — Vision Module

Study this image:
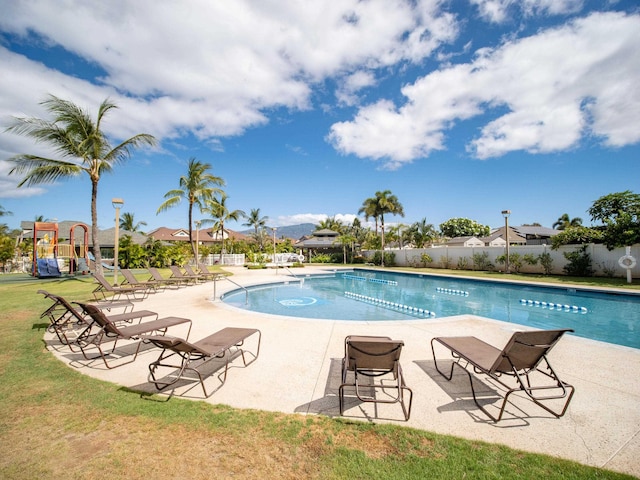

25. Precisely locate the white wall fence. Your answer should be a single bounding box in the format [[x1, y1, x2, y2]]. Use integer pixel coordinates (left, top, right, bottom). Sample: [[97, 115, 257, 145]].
[[203, 254, 245, 266], [365, 244, 639, 279]]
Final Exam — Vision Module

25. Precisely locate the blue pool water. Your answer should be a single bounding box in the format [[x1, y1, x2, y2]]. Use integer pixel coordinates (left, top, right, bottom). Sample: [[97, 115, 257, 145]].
[[221, 269, 640, 349]]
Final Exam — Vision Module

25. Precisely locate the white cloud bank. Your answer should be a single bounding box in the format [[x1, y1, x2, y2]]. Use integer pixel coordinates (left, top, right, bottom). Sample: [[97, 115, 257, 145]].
[[0, 0, 456, 142], [328, 11, 640, 168]]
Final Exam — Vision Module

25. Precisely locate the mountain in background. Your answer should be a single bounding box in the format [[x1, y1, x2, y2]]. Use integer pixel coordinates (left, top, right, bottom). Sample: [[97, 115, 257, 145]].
[[239, 223, 316, 240]]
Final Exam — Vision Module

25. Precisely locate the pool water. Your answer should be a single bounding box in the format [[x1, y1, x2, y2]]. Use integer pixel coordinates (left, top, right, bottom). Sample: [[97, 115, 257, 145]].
[[221, 270, 640, 349]]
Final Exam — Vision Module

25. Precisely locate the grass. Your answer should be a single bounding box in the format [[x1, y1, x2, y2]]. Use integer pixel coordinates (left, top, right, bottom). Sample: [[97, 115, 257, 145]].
[[0, 268, 636, 479]]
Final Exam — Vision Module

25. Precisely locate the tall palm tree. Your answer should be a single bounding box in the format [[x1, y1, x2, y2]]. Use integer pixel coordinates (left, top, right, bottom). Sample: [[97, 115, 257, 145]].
[[358, 196, 379, 233], [553, 213, 583, 230], [374, 190, 404, 266], [201, 193, 245, 254], [157, 157, 225, 258], [119, 212, 147, 233], [5, 95, 156, 275], [243, 208, 269, 250]]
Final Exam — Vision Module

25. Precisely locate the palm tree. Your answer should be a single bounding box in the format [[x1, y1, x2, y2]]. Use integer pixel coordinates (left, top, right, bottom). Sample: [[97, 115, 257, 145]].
[[0, 205, 12, 217], [5, 95, 156, 275], [335, 232, 356, 264], [201, 193, 245, 254], [553, 213, 583, 230], [358, 196, 379, 233], [120, 212, 147, 233], [374, 190, 404, 266], [243, 208, 269, 250], [157, 157, 225, 258], [316, 216, 344, 233], [409, 218, 437, 248]]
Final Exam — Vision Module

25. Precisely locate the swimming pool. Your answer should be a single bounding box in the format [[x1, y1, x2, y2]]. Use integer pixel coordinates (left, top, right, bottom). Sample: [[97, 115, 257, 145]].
[[221, 269, 640, 349]]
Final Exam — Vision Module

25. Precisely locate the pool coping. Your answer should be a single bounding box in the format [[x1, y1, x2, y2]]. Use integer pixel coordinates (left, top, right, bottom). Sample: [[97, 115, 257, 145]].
[[43, 266, 640, 477]]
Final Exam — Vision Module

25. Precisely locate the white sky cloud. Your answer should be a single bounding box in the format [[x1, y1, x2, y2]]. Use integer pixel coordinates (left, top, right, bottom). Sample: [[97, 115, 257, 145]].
[[328, 11, 640, 167], [471, 0, 584, 23], [0, 0, 457, 144]]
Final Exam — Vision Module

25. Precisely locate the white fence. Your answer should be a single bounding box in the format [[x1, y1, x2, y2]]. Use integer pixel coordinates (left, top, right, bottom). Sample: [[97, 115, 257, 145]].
[[203, 254, 245, 266], [365, 244, 639, 279]]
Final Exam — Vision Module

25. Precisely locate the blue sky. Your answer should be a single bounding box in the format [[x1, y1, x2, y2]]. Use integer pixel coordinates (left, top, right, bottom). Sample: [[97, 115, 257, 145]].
[[0, 0, 638, 235]]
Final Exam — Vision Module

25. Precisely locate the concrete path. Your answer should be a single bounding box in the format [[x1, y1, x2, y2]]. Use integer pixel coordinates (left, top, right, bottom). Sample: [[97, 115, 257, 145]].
[[46, 266, 640, 477]]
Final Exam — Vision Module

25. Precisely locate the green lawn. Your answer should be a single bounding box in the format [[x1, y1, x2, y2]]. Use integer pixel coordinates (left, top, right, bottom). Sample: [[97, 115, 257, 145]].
[[0, 270, 636, 479]]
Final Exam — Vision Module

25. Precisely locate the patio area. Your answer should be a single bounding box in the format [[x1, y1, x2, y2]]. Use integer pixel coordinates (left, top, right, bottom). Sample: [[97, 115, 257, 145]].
[[45, 266, 640, 477]]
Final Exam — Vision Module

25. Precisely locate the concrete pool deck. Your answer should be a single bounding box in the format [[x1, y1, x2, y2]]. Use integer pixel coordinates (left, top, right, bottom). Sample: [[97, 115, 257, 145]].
[[46, 266, 640, 477]]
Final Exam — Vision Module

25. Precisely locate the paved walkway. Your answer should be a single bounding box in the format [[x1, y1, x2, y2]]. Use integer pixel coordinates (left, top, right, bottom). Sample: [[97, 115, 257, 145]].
[[46, 266, 640, 477]]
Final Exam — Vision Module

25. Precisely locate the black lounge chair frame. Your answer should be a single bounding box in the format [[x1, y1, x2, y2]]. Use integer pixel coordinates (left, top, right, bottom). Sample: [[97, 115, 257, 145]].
[[147, 267, 185, 289], [120, 268, 164, 292], [339, 335, 413, 421], [38, 290, 153, 350], [431, 329, 575, 422], [75, 302, 192, 369], [92, 272, 151, 302], [143, 327, 261, 398], [168, 265, 200, 285], [197, 263, 225, 281]]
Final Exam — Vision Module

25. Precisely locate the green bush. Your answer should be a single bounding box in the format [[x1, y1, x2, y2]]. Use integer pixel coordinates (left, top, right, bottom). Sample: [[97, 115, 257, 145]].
[[563, 245, 594, 276], [538, 252, 554, 275], [310, 254, 333, 263], [472, 251, 493, 271]]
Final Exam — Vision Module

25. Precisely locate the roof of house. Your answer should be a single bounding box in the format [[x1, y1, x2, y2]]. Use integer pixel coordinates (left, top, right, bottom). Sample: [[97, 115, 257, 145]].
[[446, 236, 484, 245], [294, 229, 342, 248], [482, 226, 527, 244], [512, 225, 560, 237], [147, 226, 249, 243]]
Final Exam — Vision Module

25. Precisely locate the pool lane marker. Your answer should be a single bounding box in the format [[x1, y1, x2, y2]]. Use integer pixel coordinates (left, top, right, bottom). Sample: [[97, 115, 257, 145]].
[[436, 287, 469, 296], [342, 274, 398, 286], [344, 291, 436, 317], [519, 298, 588, 313]]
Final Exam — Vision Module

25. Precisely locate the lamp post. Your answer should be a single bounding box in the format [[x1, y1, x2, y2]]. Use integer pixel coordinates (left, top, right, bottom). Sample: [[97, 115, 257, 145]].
[[194, 220, 201, 264], [112, 198, 124, 286], [502, 210, 511, 273], [272, 227, 277, 272]]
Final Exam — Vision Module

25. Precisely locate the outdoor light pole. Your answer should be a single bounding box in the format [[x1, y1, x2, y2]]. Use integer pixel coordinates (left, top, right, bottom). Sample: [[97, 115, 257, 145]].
[[270, 227, 278, 274], [112, 198, 124, 286], [502, 210, 511, 273], [195, 220, 201, 264]]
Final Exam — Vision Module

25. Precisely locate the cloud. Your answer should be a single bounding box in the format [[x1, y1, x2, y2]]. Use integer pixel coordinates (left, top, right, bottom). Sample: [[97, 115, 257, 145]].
[[471, 0, 584, 23], [336, 70, 377, 107], [328, 11, 640, 166], [275, 213, 358, 227], [0, 0, 457, 142]]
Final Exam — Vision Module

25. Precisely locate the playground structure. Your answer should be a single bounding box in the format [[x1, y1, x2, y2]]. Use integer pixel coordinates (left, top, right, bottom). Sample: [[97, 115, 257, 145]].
[[32, 222, 91, 278]]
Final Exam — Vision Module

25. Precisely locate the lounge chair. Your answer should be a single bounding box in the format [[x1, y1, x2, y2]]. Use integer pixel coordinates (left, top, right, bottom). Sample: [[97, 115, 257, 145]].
[[147, 267, 185, 289], [184, 264, 212, 282], [120, 268, 164, 292], [169, 265, 199, 285], [197, 263, 225, 281], [431, 329, 575, 422], [91, 272, 151, 301], [74, 302, 192, 369], [143, 327, 261, 398], [339, 335, 413, 421], [37, 290, 156, 349]]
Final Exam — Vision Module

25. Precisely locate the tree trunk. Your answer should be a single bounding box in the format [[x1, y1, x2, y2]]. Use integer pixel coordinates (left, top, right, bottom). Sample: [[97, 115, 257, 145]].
[[90, 179, 103, 276]]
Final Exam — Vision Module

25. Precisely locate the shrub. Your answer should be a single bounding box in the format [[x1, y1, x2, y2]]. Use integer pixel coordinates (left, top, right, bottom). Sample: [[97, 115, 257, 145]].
[[457, 256, 469, 270], [538, 252, 554, 275], [472, 251, 493, 271], [563, 245, 594, 276], [310, 254, 333, 263]]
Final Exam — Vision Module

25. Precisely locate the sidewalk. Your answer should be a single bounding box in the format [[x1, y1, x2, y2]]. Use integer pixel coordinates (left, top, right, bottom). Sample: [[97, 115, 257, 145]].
[[46, 266, 640, 477]]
